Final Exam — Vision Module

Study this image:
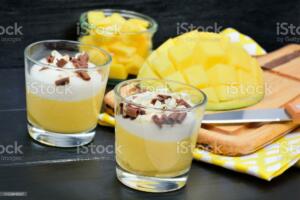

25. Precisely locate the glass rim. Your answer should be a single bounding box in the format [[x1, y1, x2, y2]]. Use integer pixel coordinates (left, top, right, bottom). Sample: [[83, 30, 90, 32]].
[[79, 9, 158, 35], [114, 78, 207, 112], [24, 40, 112, 72]]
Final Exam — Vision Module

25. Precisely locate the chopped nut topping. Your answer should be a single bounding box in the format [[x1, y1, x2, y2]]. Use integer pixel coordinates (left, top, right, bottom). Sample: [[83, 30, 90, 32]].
[[76, 70, 91, 81], [169, 112, 186, 124], [120, 103, 146, 120], [120, 91, 192, 126], [152, 115, 163, 128], [151, 112, 187, 128], [157, 94, 171, 100], [55, 77, 70, 86], [56, 59, 67, 68], [176, 99, 191, 108], [47, 55, 54, 63], [151, 98, 158, 105], [71, 53, 89, 68], [126, 105, 140, 119]]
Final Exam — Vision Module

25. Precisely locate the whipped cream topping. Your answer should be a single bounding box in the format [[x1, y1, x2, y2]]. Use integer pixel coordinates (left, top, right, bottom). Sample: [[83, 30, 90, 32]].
[[26, 50, 106, 101], [125, 91, 193, 110], [116, 91, 202, 142]]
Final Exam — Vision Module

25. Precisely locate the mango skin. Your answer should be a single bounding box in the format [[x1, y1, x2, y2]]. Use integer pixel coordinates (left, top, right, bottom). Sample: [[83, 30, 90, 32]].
[[138, 31, 264, 111]]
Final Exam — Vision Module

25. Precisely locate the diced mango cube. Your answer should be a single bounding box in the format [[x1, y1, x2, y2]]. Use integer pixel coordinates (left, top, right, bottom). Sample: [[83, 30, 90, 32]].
[[87, 11, 105, 26], [108, 42, 136, 56], [227, 44, 252, 71], [79, 35, 96, 45], [109, 13, 126, 26], [138, 62, 160, 79], [127, 18, 149, 29], [121, 20, 145, 32], [165, 71, 186, 83], [164, 71, 187, 92], [109, 62, 128, 79], [147, 52, 176, 77], [125, 54, 145, 75], [238, 69, 256, 86], [208, 64, 237, 86], [87, 49, 107, 65], [168, 41, 196, 70], [156, 39, 175, 57], [182, 65, 209, 88], [194, 40, 225, 68]]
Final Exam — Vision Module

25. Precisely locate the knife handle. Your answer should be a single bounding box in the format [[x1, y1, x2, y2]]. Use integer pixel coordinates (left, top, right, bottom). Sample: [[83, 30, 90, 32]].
[[285, 96, 300, 124]]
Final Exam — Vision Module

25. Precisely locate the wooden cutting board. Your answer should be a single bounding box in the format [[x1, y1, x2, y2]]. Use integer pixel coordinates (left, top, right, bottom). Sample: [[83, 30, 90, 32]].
[[198, 44, 300, 156], [103, 44, 300, 156]]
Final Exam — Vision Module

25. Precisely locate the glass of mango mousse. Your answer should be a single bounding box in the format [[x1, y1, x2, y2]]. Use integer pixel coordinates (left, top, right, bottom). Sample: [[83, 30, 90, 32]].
[[79, 9, 158, 80], [24, 40, 111, 147], [114, 79, 207, 192]]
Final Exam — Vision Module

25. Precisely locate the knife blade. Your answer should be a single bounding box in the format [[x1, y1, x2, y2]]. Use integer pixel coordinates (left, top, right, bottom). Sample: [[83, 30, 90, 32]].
[[202, 96, 300, 124], [202, 108, 291, 124]]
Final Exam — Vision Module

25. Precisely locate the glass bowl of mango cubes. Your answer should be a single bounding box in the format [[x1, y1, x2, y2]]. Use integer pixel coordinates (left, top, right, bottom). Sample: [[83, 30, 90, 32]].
[[79, 9, 158, 83]]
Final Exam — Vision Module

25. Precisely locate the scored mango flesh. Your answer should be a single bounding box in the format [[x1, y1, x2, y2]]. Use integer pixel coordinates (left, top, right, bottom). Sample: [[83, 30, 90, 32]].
[[80, 11, 152, 79], [138, 31, 264, 110]]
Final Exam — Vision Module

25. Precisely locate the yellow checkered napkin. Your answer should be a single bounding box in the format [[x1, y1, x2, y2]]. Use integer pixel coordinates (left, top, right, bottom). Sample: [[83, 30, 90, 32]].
[[193, 132, 300, 181]]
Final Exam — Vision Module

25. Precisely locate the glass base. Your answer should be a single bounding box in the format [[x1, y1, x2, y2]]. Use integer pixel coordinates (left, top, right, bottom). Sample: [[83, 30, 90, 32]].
[[27, 123, 95, 147], [116, 164, 188, 193]]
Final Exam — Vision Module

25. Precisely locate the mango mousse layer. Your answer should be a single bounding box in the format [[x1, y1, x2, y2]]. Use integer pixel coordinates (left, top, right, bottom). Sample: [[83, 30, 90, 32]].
[[26, 50, 106, 133]]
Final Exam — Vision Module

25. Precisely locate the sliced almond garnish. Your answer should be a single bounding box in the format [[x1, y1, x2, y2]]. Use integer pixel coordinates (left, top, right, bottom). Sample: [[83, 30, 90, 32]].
[[151, 94, 172, 105]]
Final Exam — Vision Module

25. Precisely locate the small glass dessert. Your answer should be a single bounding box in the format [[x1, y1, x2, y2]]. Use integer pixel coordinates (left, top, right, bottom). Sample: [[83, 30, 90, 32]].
[[25, 40, 111, 147], [79, 9, 158, 80], [114, 79, 207, 192]]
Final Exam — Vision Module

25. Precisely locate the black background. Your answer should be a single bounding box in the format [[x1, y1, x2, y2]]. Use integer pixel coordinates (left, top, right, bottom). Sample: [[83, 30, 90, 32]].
[[0, 0, 300, 199], [0, 0, 300, 69]]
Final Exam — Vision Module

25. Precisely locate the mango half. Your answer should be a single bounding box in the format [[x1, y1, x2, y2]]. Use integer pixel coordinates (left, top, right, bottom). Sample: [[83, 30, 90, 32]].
[[138, 31, 264, 110]]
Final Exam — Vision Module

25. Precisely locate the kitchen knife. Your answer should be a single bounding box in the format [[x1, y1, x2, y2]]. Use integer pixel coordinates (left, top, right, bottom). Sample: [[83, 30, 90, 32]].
[[202, 96, 300, 124]]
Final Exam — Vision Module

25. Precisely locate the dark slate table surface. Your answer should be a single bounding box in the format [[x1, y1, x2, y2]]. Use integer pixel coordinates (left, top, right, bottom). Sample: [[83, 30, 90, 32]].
[[0, 0, 299, 199]]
